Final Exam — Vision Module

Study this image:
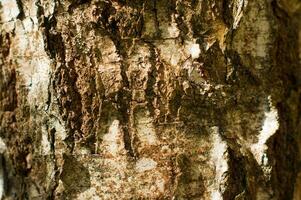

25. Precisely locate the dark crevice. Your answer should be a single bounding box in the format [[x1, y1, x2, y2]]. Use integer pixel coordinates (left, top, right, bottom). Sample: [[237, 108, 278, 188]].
[[43, 16, 60, 59], [59, 43, 80, 151], [144, 42, 157, 118], [67, 0, 91, 13], [153, 0, 160, 38], [95, 1, 137, 158], [222, 0, 234, 28], [0, 155, 8, 197], [268, 108, 299, 200], [174, 1, 189, 42], [15, 0, 25, 20], [46, 25, 82, 155], [267, 3, 300, 198], [59, 154, 91, 198], [223, 148, 248, 199]]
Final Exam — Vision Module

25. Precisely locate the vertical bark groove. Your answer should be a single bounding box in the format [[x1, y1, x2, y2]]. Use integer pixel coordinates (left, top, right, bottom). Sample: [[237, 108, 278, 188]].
[[0, 0, 300, 199]]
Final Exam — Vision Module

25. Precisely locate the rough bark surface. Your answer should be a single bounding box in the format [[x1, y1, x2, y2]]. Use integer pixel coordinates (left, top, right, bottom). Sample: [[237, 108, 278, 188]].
[[0, 0, 301, 199]]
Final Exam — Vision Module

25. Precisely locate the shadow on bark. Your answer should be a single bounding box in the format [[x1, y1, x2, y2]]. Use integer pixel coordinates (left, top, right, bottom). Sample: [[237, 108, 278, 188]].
[[60, 154, 91, 197]]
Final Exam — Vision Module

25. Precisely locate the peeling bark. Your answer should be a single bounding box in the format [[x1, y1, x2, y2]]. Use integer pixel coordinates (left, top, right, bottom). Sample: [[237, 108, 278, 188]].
[[0, 0, 301, 199]]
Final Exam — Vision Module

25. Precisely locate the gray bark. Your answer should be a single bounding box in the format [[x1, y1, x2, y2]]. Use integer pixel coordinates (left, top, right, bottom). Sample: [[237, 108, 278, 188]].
[[0, 0, 301, 199]]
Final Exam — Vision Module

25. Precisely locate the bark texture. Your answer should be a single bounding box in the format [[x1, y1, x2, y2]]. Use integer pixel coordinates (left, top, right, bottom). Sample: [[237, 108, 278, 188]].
[[0, 0, 301, 199]]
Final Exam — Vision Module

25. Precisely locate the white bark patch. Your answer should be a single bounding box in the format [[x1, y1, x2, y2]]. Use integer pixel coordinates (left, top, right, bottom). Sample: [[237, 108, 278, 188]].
[[156, 40, 184, 66], [22, 17, 38, 33], [0, 0, 19, 22], [40, 0, 56, 18], [53, 119, 67, 140], [167, 22, 180, 38], [135, 110, 158, 146], [0, 138, 6, 154], [249, 7, 271, 62], [11, 15, 52, 110], [233, 1, 272, 69], [251, 96, 279, 166], [187, 42, 201, 59], [103, 120, 125, 156], [255, 19, 270, 59], [99, 36, 121, 64], [27, 57, 51, 108], [155, 178, 165, 193], [0, 138, 6, 200], [159, 13, 180, 39], [233, 0, 248, 29], [135, 158, 157, 173], [209, 126, 228, 200], [41, 126, 51, 155]]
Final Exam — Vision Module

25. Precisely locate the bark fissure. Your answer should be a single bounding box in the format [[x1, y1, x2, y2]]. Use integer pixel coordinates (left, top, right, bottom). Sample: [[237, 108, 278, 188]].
[[0, 0, 300, 199]]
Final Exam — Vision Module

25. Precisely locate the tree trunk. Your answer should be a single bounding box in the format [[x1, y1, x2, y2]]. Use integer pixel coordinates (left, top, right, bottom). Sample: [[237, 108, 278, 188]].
[[0, 0, 301, 199]]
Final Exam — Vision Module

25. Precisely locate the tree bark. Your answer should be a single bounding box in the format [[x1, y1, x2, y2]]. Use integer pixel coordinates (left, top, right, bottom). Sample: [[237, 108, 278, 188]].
[[0, 0, 301, 199]]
